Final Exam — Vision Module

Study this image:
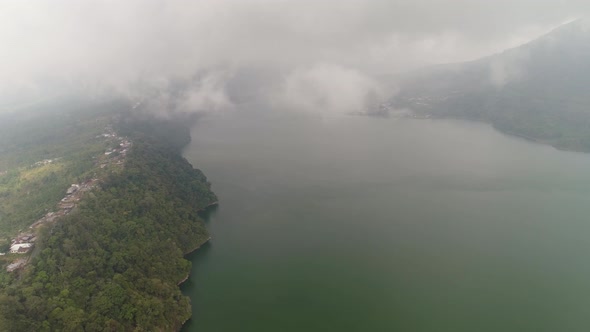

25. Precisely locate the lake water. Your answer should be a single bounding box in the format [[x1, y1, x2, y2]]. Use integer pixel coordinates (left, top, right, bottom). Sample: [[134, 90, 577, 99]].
[[182, 111, 590, 332]]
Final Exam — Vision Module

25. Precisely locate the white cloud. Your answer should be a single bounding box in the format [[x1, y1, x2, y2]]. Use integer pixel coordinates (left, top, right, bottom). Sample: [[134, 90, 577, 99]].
[[489, 49, 530, 88], [276, 64, 384, 114], [0, 0, 587, 112]]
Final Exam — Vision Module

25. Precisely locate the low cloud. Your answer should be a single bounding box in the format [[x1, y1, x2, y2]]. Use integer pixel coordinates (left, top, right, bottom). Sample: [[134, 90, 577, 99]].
[[489, 49, 530, 88], [0, 0, 588, 114], [125, 70, 235, 115], [275, 64, 385, 114]]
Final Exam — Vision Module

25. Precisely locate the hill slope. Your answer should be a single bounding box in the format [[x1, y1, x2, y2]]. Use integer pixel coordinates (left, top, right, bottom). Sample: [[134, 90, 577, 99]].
[[393, 19, 590, 152], [0, 111, 217, 331]]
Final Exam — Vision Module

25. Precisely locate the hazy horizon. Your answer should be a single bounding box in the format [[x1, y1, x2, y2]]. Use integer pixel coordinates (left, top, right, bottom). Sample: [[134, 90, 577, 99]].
[[1, 1, 589, 115]]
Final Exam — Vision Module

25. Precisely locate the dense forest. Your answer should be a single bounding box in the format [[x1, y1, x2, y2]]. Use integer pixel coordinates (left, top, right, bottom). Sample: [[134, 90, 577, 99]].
[[0, 98, 122, 236], [0, 109, 217, 331]]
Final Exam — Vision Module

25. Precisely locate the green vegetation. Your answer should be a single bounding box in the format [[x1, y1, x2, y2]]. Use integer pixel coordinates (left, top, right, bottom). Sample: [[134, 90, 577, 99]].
[[0, 105, 217, 331], [0, 98, 126, 235]]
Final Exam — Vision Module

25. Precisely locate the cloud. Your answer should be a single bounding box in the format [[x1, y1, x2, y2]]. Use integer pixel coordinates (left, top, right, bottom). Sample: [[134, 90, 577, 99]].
[[119, 70, 235, 115], [275, 64, 384, 114], [489, 49, 530, 88], [0, 0, 588, 113]]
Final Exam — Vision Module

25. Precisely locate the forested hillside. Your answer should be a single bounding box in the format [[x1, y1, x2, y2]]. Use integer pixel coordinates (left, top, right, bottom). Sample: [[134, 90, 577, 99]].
[[392, 19, 590, 152], [0, 110, 217, 331], [0, 98, 128, 236]]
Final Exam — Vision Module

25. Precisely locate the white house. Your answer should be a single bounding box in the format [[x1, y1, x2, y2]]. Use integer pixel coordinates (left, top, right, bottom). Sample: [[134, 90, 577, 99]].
[[66, 184, 80, 195], [10, 243, 33, 254]]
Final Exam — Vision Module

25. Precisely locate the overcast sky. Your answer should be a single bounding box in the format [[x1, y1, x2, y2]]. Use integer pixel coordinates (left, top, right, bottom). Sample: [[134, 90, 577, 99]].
[[1, 0, 588, 113]]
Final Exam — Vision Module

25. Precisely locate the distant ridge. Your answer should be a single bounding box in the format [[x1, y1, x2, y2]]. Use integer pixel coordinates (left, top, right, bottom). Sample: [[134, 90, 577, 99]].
[[392, 19, 590, 152]]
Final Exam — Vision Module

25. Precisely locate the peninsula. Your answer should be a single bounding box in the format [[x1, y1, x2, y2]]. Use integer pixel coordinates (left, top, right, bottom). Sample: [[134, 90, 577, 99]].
[[0, 99, 217, 331]]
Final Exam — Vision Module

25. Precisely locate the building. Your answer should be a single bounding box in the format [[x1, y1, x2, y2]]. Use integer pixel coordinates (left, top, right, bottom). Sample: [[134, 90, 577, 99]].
[[66, 184, 80, 195], [60, 203, 75, 210], [6, 259, 26, 272], [10, 243, 33, 254]]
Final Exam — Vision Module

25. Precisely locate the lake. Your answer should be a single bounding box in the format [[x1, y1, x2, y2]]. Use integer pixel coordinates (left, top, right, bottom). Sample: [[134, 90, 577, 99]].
[[182, 110, 590, 332]]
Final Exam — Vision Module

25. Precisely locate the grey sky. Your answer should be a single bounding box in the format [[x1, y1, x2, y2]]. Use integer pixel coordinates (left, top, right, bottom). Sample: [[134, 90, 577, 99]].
[[1, 0, 588, 113]]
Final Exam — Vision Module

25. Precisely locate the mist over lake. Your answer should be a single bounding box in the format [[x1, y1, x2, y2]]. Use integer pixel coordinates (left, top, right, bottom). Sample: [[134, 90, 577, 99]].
[[4, 2, 590, 330], [182, 111, 590, 332]]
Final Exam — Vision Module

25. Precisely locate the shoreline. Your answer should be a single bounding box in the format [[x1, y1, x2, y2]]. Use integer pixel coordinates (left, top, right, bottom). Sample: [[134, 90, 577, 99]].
[[201, 201, 219, 210], [176, 201, 219, 330], [178, 236, 212, 286], [176, 138, 219, 330], [403, 112, 590, 155]]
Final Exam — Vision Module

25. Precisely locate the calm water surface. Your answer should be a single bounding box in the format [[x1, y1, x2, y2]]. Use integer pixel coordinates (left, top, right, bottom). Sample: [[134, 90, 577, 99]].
[[182, 111, 590, 332]]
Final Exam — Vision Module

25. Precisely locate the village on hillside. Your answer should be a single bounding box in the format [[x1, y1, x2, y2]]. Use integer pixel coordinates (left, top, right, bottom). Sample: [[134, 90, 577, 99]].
[[3, 126, 132, 272]]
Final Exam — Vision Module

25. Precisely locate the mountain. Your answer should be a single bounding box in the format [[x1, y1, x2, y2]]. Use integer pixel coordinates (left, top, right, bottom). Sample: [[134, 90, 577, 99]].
[[392, 19, 590, 152]]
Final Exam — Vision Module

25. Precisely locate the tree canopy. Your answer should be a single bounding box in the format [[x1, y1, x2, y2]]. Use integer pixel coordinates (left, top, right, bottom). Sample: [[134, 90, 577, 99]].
[[0, 111, 217, 331]]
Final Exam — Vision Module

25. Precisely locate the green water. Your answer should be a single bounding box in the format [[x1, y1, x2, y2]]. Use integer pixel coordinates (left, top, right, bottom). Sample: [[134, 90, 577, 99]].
[[181, 111, 590, 332]]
